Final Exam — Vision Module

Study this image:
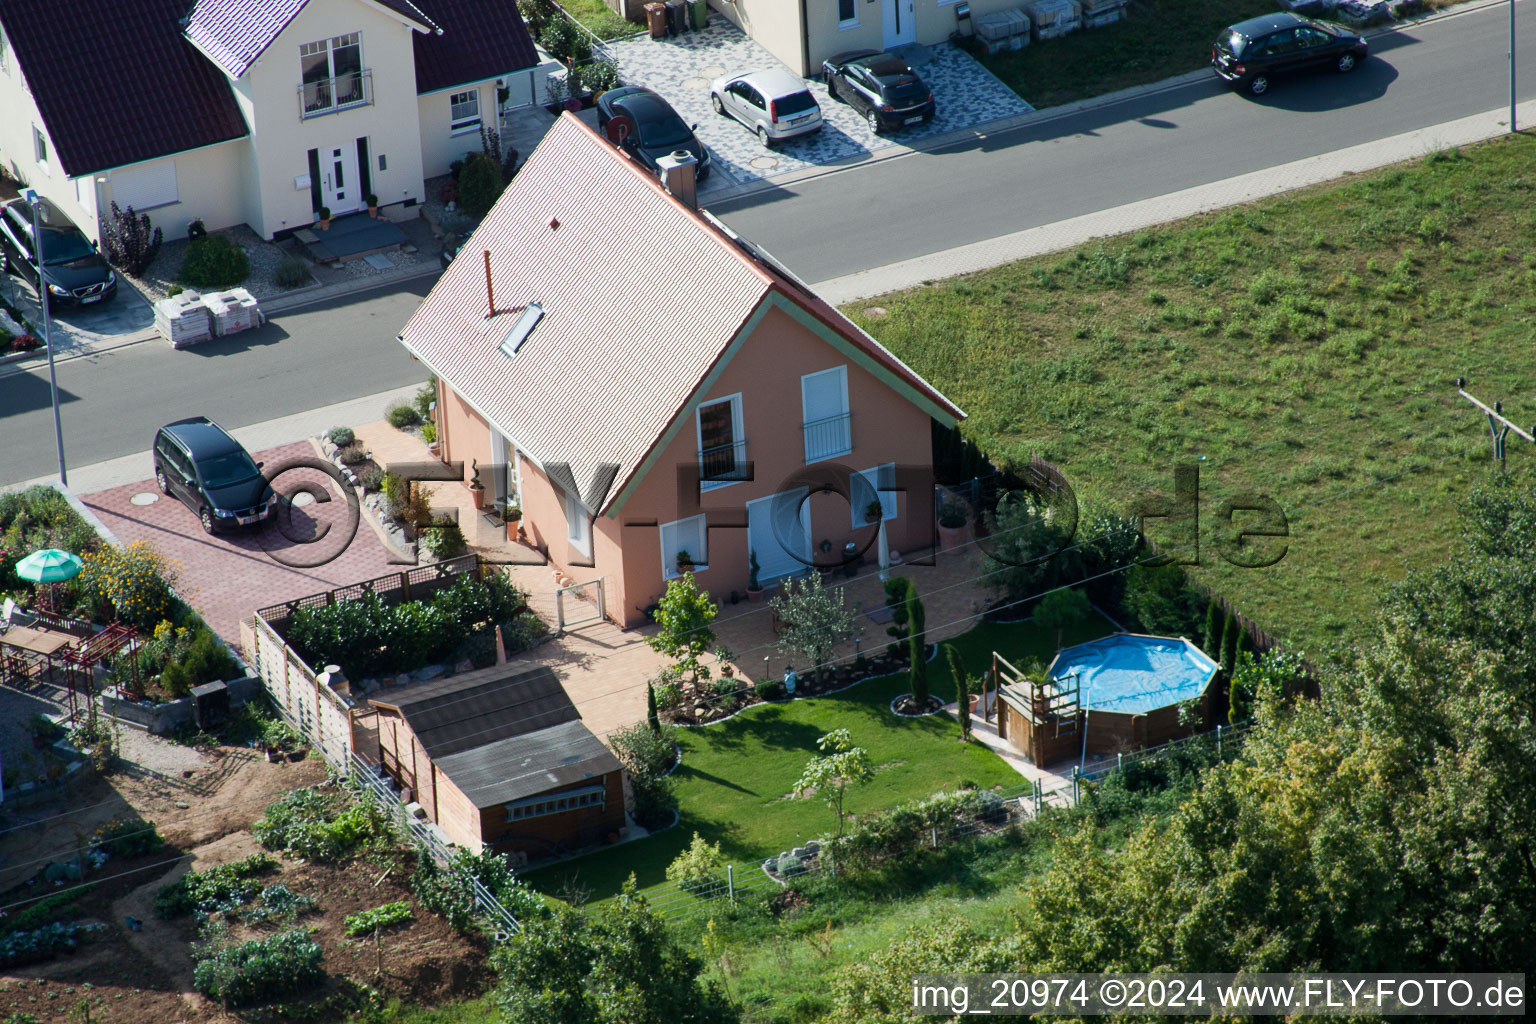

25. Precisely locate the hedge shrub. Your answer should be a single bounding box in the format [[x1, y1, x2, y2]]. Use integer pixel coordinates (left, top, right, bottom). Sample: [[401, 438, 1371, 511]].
[[192, 928, 325, 1007], [179, 233, 250, 289], [285, 573, 530, 679]]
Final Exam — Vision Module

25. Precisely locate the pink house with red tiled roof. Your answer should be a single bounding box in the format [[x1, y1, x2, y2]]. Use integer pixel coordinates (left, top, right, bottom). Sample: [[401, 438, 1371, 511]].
[[398, 113, 965, 628], [0, 0, 540, 243]]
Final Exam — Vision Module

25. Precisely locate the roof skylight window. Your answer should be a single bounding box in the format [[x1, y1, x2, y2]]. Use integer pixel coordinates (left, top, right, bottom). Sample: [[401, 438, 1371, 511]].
[[499, 302, 544, 357]]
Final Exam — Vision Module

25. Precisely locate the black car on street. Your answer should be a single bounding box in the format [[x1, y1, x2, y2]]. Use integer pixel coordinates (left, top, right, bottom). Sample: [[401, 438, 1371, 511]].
[[595, 86, 712, 181], [0, 197, 118, 310], [821, 50, 936, 133], [153, 417, 278, 535], [1212, 12, 1367, 96]]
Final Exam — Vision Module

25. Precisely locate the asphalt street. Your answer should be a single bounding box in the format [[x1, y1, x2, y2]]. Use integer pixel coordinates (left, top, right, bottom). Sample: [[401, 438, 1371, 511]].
[[1, 0, 1529, 487], [0, 280, 430, 486], [713, 0, 1534, 282]]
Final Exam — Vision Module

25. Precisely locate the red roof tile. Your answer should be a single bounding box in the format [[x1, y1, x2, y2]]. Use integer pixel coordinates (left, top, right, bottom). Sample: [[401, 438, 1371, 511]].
[[410, 0, 540, 94]]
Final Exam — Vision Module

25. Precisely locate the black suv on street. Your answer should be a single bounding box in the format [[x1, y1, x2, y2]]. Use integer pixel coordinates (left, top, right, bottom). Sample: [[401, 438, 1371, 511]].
[[1212, 12, 1367, 96], [153, 418, 278, 535], [0, 197, 118, 309]]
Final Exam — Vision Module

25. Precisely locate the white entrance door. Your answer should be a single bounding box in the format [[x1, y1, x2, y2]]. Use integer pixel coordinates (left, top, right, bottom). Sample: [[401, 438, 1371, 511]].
[[748, 489, 812, 583], [881, 0, 916, 50], [321, 144, 361, 214]]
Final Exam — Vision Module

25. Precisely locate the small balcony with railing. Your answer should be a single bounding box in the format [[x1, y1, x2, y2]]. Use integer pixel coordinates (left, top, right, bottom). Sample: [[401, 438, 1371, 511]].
[[298, 69, 373, 119], [802, 412, 852, 463], [698, 438, 749, 490]]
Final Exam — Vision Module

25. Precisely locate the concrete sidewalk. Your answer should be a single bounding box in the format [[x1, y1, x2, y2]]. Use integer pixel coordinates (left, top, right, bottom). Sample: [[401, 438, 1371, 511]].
[[811, 99, 1536, 303]]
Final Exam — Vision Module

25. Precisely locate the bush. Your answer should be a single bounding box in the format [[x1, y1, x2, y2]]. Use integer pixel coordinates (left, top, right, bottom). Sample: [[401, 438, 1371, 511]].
[[8, 334, 40, 353], [458, 153, 504, 219], [253, 789, 390, 863], [665, 832, 726, 895], [610, 721, 676, 780], [410, 848, 548, 933], [828, 788, 1008, 875], [155, 853, 277, 919], [273, 255, 311, 289], [93, 815, 164, 858], [242, 884, 317, 925], [285, 573, 529, 679], [420, 421, 438, 445], [754, 678, 783, 701], [78, 540, 178, 630], [179, 233, 250, 289], [776, 851, 804, 876], [160, 628, 237, 698], [192, 929, 325, 1007], [359, 467, 388, 493], [653, 678, 683, 711], [326, 426, 355, 447], [385, 401, 421, 428], [413, 378, 437, 420], [344, 901, 413, 937], [423, 515, 467, 560], [1122, 562, 1206, 636], [501, 610, 549, 654], [340, 445, 368, 466], [101, 202, 163, 277], [166, 284, 183, 297], [629, 773, 676, 829]]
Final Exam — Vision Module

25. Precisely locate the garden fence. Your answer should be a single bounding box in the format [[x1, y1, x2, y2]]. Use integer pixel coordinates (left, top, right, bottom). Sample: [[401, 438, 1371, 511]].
[[254, 553, 482, 639], [628, 721, 1256, 922]]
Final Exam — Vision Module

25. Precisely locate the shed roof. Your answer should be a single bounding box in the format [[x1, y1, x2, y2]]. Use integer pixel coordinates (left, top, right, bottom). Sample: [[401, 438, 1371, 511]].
[[435, 719, 620, 808], [370, 662, 579, 760]]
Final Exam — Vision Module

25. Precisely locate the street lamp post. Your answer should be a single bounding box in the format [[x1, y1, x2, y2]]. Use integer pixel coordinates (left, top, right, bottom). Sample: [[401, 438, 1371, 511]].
[[21, 188, 68, 487], [1512, 0, 1519, 133]]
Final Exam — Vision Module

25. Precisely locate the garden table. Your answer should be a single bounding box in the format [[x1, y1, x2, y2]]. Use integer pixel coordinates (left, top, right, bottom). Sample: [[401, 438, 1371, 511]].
[[0, 626, 74, 684]]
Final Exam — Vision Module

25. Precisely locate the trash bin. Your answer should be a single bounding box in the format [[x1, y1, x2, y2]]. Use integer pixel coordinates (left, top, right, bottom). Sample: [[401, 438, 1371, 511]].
[[687, 0, 708, 29], [645, 2, 667, 37], [665, 0, 688, 34]]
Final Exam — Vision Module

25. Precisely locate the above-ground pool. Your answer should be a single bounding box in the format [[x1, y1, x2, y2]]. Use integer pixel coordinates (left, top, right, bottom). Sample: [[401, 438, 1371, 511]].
[[1047, 634, 1218, 715]]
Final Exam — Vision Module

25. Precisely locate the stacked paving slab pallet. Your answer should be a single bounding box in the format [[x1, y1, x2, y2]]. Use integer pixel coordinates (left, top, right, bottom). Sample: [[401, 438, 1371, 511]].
[[153, 293, 213, 349], [974, 7, 1031, 54], [203, 288, 263, 337], [1078, 0, 1125, 28], [1022, 0, 1080, 40]]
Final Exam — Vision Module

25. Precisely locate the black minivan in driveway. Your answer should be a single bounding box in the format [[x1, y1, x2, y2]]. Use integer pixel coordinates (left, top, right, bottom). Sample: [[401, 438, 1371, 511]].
[[153, 417, 278, 535], [1212, 12, 1368, 96]]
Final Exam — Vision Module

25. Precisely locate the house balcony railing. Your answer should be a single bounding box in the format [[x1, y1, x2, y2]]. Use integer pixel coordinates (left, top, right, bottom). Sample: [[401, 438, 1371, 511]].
[[802, 412, 852, 463], [698, 438, 748, 488], [298, 69, 373, 119]]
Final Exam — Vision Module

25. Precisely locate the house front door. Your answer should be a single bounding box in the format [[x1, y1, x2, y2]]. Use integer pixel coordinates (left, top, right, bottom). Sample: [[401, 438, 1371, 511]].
[[881, 0, 916, 50], [748, 488, 812, 584], [320, 144, 362, 215]]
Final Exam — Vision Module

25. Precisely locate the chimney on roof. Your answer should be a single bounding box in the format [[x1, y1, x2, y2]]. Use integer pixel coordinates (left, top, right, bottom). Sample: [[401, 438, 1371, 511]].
[[656, 150, 698, 211], [483, 249, 495, 317]]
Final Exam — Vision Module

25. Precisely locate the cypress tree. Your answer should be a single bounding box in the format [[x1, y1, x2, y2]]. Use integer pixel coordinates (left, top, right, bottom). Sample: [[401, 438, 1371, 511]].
[[945, 643, 972, 738], [1220, 609, 1240, 678], [646, 681, 660, 733], [907, 581, 929, 708], [1203, 597, 1222, 659]]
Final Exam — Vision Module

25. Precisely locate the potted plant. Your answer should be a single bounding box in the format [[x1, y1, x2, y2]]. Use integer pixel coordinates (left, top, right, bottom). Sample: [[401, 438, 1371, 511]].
[[676, 549, 695, 575], [366, 193, 380, 218], [504, 502, 524, 542], [186, 219, 207, 241], [715, 645, 736, 680], [317, 206, 333, 230], [937, 496, 969, 551], [469, 458, 485, 510], [864, 500, 884, 524], [746, 549, 763, 601]]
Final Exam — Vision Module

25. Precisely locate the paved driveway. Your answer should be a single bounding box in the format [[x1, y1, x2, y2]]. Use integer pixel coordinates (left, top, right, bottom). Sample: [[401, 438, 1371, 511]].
[[1, 268, 154, 352], [82, 441, 406, 648], [605, 19, 1031, 186]]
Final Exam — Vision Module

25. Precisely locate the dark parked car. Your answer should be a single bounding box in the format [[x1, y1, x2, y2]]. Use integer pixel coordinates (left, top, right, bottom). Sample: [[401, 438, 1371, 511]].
[[153, 417, 278, 535], [0, 197, 117, 310], [1212, 12, 1367, 96], [595, 86, 712, 181], [821, 49, 936, 133]]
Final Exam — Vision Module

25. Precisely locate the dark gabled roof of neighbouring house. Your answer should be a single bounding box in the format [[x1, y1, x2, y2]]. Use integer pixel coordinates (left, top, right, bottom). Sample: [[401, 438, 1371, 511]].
[[370, 662, 581, 760], [435, 718, 620, 808], [411, 0, 540, 94], [0, 0, 250, 177]]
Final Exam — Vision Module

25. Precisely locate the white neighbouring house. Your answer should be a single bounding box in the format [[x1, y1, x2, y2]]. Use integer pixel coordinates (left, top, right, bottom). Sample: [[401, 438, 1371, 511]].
[[0, 0, 544, 244]]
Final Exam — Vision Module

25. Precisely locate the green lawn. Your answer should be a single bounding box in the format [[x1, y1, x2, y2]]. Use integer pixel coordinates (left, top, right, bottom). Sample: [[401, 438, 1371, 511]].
[[976, 0, 1468, 109], [523, 613, 1113, 901], [554, 0, 643, 40], [843, 134, 1536, 652]]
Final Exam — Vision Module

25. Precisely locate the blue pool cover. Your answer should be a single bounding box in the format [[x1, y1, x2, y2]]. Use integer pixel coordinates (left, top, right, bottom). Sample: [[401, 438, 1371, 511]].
[[1047, 634, 1218, 715]]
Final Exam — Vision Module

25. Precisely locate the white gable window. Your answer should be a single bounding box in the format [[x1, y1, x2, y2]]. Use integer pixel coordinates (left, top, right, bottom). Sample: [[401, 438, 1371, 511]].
[[696, 394, 744, 490], [110, 161, 179, 212], [850, 464, 897, 528], [300, 33, 366, 117], [801, 366, 851, 463], [660, 514, 708, 579], [450, 90, 481, 135], [565, 490, 591, 556]]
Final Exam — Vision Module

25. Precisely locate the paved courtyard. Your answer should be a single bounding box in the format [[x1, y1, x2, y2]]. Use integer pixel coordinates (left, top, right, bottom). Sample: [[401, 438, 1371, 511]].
[[82, 440, 405, 650], [604, 19, 1032, 186]]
